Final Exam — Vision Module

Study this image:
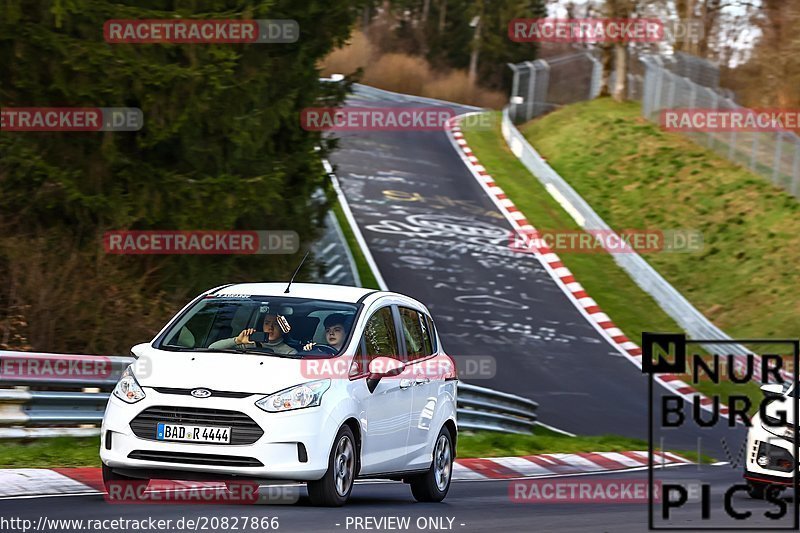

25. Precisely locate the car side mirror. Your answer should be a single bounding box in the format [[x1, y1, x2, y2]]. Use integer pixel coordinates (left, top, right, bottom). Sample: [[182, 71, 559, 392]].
[[761, 383, 785, 400], [366, 356, 405, 393], [130, 343, 149, 360]]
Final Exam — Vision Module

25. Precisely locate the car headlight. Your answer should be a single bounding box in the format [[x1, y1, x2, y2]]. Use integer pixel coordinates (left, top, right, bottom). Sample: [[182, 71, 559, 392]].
[[255, 379, 330, 413], [113, 365, 146, 404], [762, 416, 795, 442]]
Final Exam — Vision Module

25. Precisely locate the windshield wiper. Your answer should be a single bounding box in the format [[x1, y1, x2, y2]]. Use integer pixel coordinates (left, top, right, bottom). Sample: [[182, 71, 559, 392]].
[[163, 346, 301, 358]]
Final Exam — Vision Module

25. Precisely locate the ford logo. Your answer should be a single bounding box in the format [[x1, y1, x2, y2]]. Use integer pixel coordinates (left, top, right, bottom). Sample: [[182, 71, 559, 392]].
[[190, 388, 212, 398]]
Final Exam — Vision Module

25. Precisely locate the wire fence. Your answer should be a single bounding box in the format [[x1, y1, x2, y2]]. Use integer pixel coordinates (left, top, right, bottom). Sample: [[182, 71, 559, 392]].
[[641, 56, 800, 198], [507, 51, 800, 199], [508, 52, 601, 123]]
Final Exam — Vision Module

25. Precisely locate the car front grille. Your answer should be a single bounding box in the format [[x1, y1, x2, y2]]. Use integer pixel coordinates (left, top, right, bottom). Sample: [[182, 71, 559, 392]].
[[152, 387, 255, 399], [128, 450, 263, 467], [130, 406, 264, 445]]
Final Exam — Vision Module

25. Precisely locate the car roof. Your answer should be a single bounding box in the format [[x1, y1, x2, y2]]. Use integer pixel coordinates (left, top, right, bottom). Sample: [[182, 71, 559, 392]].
[[212, 283, 378, 304]]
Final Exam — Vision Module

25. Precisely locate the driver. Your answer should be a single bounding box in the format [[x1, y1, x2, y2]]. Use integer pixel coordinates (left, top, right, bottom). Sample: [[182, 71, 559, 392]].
[[303, 313, 350, 352], [209, 314, 298, 355]]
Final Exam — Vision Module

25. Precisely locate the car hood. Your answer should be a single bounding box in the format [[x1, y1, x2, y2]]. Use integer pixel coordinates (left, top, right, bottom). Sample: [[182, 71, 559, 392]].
[[134, 348, 314, 395]]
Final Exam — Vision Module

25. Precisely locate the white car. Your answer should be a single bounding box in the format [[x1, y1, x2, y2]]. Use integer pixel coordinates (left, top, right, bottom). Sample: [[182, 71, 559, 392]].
[[744, 382, 796, 499], [100, 283, 458, 506]]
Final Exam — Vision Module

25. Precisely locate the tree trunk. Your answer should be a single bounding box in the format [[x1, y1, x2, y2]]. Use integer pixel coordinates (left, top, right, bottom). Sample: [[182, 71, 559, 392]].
[[438, 0, 447, 34]]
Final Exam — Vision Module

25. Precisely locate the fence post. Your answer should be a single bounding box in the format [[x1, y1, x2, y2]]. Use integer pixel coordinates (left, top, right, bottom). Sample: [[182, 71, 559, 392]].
[[750, 131, 760, 171], [792, 142, 800, 197], [727, 101, 739, 160], [706, 88, 718, 148], [587, 53, 602, 99], [641, 58, 652, 117], [772, 132, 784, 186], [508, 63, 520, 123], [666, 73, 677, 109], [533, 59, 550, 117], [525, 61, 537, 121], [652, 62, 665, 119]]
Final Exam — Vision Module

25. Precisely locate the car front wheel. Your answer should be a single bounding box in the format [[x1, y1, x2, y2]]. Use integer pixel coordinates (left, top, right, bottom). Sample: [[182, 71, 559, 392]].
[[307, 425, 356, 506], [409, 427, 453, 502], [746, 480, 784, 500]]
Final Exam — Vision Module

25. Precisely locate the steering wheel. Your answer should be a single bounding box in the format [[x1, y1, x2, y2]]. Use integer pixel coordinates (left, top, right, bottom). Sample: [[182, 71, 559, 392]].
[[308, 344, 338, 355], [252, 342, 274, 353]]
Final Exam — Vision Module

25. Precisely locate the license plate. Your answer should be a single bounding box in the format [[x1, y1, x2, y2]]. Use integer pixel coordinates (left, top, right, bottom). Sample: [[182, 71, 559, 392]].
[[156, 423, 231, 443]]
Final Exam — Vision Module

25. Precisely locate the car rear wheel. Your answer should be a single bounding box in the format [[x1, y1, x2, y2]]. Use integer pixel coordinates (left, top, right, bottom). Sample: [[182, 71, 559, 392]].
[[409, 427, 453, 503], [307, 425, 356, 507], [102, 464, 149, 499]]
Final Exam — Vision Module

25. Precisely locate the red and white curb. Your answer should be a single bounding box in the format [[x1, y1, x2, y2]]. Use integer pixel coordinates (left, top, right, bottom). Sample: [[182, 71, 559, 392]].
[[0, 451, 690, 498], [445, 115, 728, 418]]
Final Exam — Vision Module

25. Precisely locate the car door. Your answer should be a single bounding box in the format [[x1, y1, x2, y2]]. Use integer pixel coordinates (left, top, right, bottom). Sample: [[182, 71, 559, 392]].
[[397, 306, 440, 469], [356, 305, 415, 475]]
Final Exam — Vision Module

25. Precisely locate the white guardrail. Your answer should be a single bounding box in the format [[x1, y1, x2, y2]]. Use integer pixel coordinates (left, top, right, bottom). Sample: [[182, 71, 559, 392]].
[[500, 107, 784, 381], [0, 351, 538, 438]]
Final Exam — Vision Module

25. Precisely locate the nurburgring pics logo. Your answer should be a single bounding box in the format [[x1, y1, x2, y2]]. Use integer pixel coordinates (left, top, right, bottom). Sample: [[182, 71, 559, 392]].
[[103, 231, 299, 255], [1, 108, 143, 132], [661, 109, 800, 132], [642, 332, 800, 530], [104, 20, 298, 44]]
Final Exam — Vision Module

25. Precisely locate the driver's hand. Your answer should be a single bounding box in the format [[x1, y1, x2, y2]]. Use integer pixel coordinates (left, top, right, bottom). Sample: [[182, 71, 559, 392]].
[[302, 342, 315, 351], [235, 328, 255, 345]]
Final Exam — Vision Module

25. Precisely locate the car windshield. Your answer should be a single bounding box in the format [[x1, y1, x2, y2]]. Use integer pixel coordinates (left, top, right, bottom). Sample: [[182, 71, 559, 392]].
[[158, 295, 358, 357]]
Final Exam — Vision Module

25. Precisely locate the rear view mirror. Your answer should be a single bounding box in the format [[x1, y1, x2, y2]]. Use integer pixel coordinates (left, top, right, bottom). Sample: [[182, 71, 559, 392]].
[[368, 356, 405, 377], [366, 356, 405, 394], [761, 383, 785, 399]]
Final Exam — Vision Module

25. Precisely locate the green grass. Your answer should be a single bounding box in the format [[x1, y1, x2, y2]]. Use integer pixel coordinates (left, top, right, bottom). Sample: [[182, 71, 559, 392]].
[[457, 427, 715, 462], [462, 106, 766, 402], [462, 111, 688, 355], [0, 437, 102, 468], [332, 201, 381, 289], [0, 430, 711, 468], [519, 98, 799, 341], [458, 427, 646, 458]]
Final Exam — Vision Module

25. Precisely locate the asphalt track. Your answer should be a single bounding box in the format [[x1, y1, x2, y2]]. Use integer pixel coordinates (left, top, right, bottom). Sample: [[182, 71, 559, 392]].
[[1, 466, 794, 532], [4, 86, 762, 532], [330, 85, 744, 458]]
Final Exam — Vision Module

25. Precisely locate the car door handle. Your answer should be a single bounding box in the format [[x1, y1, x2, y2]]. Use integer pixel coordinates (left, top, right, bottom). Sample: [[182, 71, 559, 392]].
[[399, 379, 414, 390], [414, 377, 430, 385]]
